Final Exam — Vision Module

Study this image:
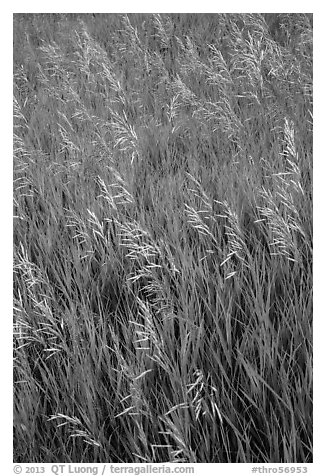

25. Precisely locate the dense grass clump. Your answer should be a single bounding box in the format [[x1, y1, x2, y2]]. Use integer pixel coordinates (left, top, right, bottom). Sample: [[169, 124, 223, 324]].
[[13, 13, 312, 463]]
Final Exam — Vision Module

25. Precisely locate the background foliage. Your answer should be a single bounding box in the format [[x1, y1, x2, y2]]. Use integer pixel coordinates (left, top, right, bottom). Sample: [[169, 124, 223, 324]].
[[13, 13, 312, 463]]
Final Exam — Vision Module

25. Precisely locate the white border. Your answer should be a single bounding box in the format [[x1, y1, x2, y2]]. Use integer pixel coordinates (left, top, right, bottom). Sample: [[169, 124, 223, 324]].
[[8, 2, 320, 14], [3, 4, 323, 475]]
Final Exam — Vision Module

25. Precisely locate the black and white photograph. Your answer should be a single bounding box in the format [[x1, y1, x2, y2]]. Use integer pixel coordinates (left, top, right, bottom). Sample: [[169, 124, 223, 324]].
[[12, 10, 313, 467]]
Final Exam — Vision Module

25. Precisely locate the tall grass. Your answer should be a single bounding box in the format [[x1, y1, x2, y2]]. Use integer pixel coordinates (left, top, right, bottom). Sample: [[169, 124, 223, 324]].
[[13, 13, 312, 463]]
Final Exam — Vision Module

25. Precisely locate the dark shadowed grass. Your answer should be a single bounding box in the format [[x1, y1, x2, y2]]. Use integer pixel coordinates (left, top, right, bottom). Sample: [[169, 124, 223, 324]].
[[13, 13, 312, 463]]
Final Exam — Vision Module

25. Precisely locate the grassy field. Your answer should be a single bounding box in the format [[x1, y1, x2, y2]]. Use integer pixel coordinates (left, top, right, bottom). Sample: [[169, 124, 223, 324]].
[[13, 13, 313, 463]]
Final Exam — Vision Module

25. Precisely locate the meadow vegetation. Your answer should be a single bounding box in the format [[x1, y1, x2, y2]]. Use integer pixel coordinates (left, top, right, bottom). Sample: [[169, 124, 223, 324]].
[[13, 13, 313, 463]]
